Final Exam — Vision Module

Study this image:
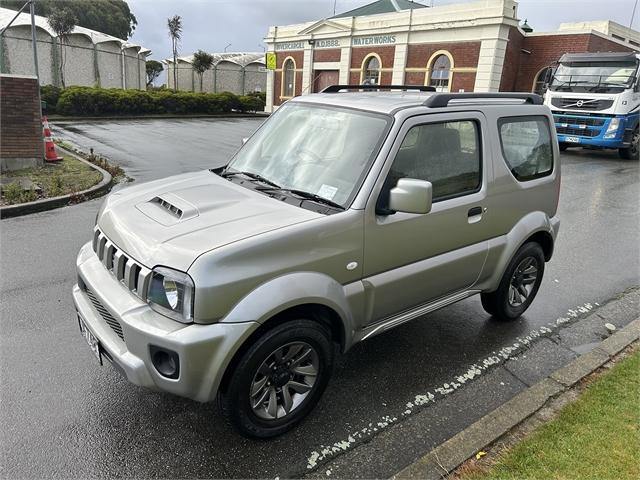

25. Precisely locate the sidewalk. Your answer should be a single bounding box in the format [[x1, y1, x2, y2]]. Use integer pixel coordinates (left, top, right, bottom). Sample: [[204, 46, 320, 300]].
[[394, 317, 640, 479]]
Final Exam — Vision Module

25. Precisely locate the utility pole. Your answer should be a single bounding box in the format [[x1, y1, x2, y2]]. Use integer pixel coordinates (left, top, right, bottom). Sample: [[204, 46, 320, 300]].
[[631, 0, 638, 29]]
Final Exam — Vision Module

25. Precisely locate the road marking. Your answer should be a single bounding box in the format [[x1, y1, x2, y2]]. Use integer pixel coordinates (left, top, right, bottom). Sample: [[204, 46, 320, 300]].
[[304, 302, 596, 471]]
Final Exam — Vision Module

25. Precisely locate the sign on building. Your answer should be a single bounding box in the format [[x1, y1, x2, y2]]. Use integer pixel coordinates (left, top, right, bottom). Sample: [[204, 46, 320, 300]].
[[265, 52, 277, 70]]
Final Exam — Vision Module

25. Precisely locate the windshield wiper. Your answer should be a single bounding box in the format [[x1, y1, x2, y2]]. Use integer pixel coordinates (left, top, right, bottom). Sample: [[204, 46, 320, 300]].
[[259, 187, 346, 210], [221, 170, 281, 188]]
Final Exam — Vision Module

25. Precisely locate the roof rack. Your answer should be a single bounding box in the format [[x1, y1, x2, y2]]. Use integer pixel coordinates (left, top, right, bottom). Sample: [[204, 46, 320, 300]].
[[322, 84, 436, 93], [423, 92, 543, 108]]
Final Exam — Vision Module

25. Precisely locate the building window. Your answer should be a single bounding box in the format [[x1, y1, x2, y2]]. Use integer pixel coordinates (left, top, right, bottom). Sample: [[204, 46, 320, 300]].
[[429, 54, 451, 92], [533, 67, 554, 95], [283, 58, 295, 97], [361, 55, 381, 85]]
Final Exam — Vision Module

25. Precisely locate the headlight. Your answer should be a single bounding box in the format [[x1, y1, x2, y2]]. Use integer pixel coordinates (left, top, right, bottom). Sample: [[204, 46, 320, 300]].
[[146, 266, 194, 323], [606, 118, 620, 134]]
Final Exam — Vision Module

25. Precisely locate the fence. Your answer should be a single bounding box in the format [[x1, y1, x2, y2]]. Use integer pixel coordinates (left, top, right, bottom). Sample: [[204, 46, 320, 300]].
[[0, 28, 147, 89]]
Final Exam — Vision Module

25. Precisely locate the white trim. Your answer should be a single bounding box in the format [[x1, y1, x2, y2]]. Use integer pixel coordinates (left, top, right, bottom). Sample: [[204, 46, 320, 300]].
[[313, 62, 341, 70]]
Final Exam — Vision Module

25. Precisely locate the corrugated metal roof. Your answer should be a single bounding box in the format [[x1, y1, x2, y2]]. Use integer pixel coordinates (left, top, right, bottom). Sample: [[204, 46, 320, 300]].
[[0, 7, 149, 54], [331, 0, 427, 19]]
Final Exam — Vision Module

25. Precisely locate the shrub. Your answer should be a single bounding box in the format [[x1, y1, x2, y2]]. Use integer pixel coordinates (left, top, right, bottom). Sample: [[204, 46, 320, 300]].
[[0, 182, 37, 204], [54, 86, 261, 116], [40, 85, 61, 114]]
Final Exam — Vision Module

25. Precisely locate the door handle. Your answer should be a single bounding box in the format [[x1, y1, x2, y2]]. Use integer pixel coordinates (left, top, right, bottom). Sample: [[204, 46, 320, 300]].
[[468, 206, 483, 217]]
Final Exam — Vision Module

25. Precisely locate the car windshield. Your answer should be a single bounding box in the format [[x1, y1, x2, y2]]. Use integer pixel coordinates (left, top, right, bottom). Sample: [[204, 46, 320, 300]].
[[549, 61, 637, 92], [225, 102, 390, 207]]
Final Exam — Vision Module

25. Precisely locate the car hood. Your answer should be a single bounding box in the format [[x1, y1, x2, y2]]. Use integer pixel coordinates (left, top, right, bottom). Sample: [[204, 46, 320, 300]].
[[97, 170, 323, 271]]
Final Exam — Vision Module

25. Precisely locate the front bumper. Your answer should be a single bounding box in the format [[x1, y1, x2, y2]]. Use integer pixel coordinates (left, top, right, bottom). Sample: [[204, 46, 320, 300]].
[[554, 112, 637, 149], [73, 242, 258, 402]]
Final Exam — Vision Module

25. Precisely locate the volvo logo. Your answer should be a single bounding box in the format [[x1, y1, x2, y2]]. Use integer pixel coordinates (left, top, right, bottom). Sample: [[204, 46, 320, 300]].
[[576, 100, 584, 107]]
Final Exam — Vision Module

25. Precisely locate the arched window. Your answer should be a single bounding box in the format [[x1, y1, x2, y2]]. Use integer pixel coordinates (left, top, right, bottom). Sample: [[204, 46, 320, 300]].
[[533, 66, 554, 95], [429, 54, 451, 92], [283, 58, 295, 97], [362, 55, 380, 85]]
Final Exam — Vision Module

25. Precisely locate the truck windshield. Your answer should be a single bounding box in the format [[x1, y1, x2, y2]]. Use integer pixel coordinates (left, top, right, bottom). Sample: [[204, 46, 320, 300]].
[[550, 61, 637, 93], [226, 102, 390, 208]]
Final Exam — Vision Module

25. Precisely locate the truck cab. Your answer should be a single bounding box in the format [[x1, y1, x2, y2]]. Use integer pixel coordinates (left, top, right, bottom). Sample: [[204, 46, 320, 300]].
[[544, 52, 640, 159]]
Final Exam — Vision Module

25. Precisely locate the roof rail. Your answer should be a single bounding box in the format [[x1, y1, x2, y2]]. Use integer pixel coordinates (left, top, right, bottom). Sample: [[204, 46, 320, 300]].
[[423, 93, 543, 108], [322, 84, 436, 93]]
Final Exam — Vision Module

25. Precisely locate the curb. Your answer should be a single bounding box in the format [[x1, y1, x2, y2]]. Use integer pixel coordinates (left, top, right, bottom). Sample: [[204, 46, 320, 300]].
[[0, 147, 113, 219], [392, 317, 640, 479], [48, 112, 269, 123]]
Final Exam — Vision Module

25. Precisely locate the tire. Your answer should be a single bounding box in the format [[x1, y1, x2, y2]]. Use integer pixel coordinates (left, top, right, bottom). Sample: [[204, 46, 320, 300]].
[[218, 319, 334, 438], [559, 142, 569, 152], [619, 127, 639, 160], [481, 242, 545, 322]]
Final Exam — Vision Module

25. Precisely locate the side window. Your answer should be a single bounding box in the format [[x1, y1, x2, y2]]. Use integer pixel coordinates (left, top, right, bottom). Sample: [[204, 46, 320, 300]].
[[383, 120, 481, 204], [498, 116, 553, 181]]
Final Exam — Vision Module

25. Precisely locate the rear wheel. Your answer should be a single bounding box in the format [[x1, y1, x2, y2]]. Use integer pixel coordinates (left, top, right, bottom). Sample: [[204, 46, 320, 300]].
[[481, 242, 545, 321], [619, 127, 639, 160], [218, 319, 334, 438]]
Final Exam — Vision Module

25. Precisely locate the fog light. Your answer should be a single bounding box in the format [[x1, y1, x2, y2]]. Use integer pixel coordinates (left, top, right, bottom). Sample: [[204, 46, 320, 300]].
[[150, 346, 180, 379]]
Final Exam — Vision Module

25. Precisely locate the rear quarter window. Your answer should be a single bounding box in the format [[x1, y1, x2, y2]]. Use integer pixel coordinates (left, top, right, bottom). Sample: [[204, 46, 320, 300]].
[[498, 116, 554, 181]]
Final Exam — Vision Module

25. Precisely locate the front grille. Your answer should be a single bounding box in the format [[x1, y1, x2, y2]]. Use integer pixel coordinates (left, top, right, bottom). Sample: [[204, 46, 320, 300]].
[[555, 126, 600, 137], [92, 228, 151, 299], [555, 116, 605, 127], [85, 288, 125, 341], [551, 98, 614, 111]]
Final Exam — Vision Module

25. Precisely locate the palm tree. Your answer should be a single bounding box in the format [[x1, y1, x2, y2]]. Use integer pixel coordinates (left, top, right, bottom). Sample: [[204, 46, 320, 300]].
[[47, 9, 77, 88], [167, 15, 183, 91], [192, 50, 214, 92]]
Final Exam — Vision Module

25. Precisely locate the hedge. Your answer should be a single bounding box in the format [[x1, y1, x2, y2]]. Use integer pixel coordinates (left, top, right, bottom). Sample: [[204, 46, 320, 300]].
[[45, 86, 265, 116]]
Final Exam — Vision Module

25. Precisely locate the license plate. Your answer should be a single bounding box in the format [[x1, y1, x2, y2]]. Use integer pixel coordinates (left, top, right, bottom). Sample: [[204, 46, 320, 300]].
[[78, 314, 102, 365], [565, 136, 580, 143]]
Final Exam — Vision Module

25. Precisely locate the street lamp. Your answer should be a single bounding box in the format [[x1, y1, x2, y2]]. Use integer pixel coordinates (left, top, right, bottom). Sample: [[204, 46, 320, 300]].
[[224, 43, 232, 52]]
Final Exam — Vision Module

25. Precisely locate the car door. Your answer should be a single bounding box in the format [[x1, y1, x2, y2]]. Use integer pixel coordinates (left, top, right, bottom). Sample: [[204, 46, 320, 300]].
[[362, 111, 493, 323]]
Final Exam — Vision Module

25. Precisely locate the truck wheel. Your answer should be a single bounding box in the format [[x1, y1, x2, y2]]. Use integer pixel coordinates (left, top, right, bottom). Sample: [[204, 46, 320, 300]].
[[218, 319, 334, 438], [481, 242, 545, 322], [619, 127, 639, 160]]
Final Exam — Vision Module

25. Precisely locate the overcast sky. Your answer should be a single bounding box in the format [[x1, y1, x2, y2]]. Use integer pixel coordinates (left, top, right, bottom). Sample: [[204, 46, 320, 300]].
[[127, 0, 639, 61]]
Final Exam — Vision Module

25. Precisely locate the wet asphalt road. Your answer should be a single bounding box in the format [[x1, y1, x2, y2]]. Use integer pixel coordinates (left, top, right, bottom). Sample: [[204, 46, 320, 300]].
[[1, 118, 639, 478]]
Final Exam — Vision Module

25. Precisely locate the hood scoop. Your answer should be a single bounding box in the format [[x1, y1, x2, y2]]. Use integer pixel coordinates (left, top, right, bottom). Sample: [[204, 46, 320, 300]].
[[136, 192, 199, 226]]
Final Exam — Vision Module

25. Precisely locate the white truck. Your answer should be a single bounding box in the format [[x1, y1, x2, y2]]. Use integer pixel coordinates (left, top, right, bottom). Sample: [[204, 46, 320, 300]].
[[544, 52, 639, 159]]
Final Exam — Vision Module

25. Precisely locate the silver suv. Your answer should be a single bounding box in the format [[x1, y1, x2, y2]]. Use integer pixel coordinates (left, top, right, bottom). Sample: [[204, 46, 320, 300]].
[[73, 88, 561, 438]]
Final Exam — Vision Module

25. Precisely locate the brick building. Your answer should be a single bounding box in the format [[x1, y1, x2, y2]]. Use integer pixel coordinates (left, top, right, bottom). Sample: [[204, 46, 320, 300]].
[[264, 0, 639, 112]]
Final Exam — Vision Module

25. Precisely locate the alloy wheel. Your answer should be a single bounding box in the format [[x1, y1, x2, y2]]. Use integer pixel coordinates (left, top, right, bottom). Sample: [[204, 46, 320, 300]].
[[508, 256, 539, 307], [250, 342, 319, 420]]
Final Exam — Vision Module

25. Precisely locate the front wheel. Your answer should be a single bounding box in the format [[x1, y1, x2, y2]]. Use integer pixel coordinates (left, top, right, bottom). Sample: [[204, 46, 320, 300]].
[[481, 242, 545, 321], [619, 127, 639, 160], [218, 319, 334, 438]]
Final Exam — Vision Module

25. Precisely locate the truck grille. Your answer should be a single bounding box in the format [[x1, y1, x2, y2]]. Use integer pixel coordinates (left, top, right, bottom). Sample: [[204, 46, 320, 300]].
[[556, 126, 600, 137], [85, 287, 125, 341], [555, 116, 605, 127], [550, 98, 614, 111], [92, 228, 151, 300]]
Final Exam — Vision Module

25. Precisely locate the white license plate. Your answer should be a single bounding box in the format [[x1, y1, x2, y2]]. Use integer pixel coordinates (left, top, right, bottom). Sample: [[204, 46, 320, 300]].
[[565, 136, 581, 143], [78, 314, 102, 364]]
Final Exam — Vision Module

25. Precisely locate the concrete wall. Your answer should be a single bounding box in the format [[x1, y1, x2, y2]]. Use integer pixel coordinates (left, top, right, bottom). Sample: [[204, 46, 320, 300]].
[[0, 26, 147, 89], [167, 60, 267, 94], [96, 40, 122, 88], [0, 74, 42, 172], [64, 33, 95, 87], [243, 62, 266, 93]]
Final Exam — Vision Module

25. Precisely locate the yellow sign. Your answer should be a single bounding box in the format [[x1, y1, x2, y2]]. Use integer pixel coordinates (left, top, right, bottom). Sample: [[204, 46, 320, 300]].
[[265, 52, 276, 71]]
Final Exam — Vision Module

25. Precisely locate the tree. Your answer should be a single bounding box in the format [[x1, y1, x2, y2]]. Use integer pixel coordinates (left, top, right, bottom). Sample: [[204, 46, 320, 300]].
[[146, 60, 164, 87], [1, 0, 137, 39], [191, 50, 214, 92], [47, 8, 76, 88], [167, 15, 183, 91]]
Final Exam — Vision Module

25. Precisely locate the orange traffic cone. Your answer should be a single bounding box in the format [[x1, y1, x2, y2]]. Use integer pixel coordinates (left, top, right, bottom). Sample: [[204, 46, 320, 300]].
[[43, 116, 63, 162]]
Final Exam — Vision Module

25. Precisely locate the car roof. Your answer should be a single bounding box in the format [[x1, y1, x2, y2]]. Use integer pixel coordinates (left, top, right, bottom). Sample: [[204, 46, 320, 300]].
[[290, 90, 543, 115]]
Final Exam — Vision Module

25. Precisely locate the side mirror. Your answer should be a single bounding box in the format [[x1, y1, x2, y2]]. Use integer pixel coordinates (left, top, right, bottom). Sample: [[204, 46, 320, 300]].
[[388, 178, 432, 214], [241, 137, 249, 145]]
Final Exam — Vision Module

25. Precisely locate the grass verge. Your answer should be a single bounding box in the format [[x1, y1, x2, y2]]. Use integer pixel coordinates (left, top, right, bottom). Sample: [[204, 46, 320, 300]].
[[0, 155, 101, 205], [461, 350, 640, 480]]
